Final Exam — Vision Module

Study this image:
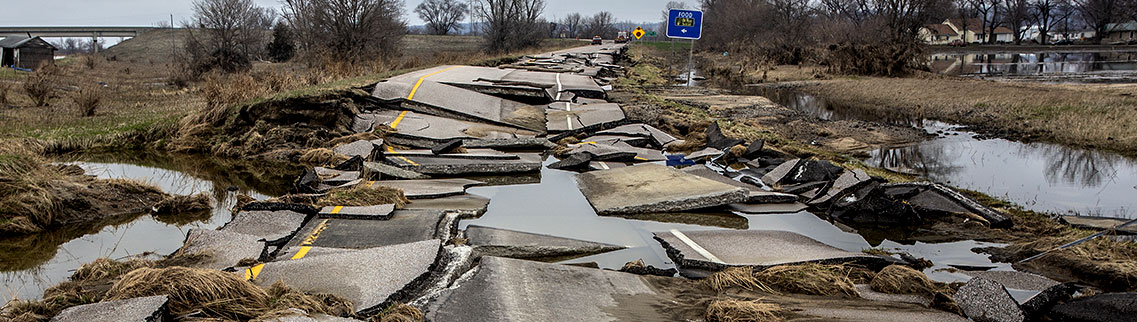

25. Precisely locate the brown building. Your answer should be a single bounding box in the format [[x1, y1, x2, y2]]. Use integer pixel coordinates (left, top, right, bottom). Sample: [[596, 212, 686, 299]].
[[0, 36, 57, 70]]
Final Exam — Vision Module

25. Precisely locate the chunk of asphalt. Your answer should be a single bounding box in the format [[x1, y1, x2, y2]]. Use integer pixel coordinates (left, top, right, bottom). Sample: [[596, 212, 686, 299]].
[[1047, 292, 1137, 322], [362, 161, 430, 180], [579, 135, 651, 148], [431, 139, 464, 154], [318, 204, 395, 220], [50, 295, 168, 322], [680, 165, 797, 204], [883, 182, 1012, 228], [761, 159, 802, 186], [314, 167, 360, 185], [1019, 283, 1079, 320], [786, 160, 844, 184], [1061, 215, 1137, 235], [465, 225, 625, 259], [426, 256, 678, 321], [385, 152, 542, 175], [366, 178, 484, 199], [252, 239, 442, 315], [955, 277, 1026, 322], [221, 210, 308, 244], [576, 164, 749, 215], [809, 169, 874, 206], [287, 209, 447, 249], [728, 202, 809, 214], [332, 140, 379, 158], [685, 147, 723, 161], [653, 230, 894, 275], [962, 270, 1060, 293], [831, 182, 922, 226], [742, 140, 765, 159], [548, 153, 594, 170], [587, 161, 629, 171], [545, 102, 627, 133], [704, 121, 745, 150], [402, 194, 491, 216], [562, 143, 637, 161], [358, 110, 538, 143], [178, 229, 266, 270]]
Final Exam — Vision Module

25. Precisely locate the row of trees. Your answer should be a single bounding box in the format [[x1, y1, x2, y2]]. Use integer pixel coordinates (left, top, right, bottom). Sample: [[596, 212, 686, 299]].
[[558, 12, 618, 39], [956, 0, 1107, 45]]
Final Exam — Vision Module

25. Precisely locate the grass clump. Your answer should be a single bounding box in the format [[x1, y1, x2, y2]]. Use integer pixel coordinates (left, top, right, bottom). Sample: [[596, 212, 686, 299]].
[[704, 267, 775, 294], [73, 87, 103, 117], [299, 148, 350, 166], [151, 193, 213, 225], [71, 258, 155, 282], [372, 303, 424, 322], [705, 299, 784, 322], [317, 186, 409, 208], [106, 266, 271, 320], [264, 281, 354, 317], [754, 263, 859, 297], [870, 265, 936, 295]]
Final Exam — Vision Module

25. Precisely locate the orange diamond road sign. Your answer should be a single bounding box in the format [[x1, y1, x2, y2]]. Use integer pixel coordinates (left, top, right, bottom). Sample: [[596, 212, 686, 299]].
[[633, 27, 645, 40]]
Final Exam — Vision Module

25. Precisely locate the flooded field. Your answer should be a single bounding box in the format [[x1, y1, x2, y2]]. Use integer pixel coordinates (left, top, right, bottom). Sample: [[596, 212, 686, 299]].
[[0, 153, 291, 301], [761, 87, 1137, 219], [929, 51, 1137, 83]]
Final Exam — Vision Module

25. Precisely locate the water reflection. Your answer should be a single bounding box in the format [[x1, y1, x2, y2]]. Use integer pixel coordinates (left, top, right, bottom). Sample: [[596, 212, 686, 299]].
[[749, 87, 924, 126], [869, 122, 1137, 218], [930, 51, 1137, 79], [1, 153, 291, 301]]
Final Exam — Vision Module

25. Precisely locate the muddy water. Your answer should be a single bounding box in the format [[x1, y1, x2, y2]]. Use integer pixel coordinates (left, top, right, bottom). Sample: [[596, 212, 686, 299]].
[[0, 153, 291, 301], [929, 51, 1137, 83], [460, 159, 1005, 284], [760, 87, 1137, 219]]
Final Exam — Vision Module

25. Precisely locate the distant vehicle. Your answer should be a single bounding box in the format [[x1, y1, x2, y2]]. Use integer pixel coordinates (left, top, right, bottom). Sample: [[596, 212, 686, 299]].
[[950, 39, 966, 47], [591, 36, 603, 45], [615, 31, 628, 43]]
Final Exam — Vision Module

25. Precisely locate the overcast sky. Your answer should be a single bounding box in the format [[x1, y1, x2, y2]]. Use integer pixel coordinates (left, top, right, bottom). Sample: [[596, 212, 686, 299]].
[[0, 0, 681, 27]]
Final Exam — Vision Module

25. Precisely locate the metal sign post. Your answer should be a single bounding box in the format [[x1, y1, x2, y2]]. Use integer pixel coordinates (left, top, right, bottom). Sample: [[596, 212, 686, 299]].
[[665, 9, 703, 87]]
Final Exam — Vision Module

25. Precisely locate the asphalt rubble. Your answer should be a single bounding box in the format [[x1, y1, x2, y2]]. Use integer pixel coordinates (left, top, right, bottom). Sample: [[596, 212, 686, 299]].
[[34, 43, 1137, 322]]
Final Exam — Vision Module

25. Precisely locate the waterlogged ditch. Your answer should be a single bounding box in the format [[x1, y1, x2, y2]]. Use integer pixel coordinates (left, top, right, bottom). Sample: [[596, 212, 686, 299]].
[[761, 87, 1137, 219], [0, 153, 292, 301]]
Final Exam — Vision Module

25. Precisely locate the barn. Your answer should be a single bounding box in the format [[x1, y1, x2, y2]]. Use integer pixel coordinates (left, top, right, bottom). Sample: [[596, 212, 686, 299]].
[[1, 36, 57, 70]]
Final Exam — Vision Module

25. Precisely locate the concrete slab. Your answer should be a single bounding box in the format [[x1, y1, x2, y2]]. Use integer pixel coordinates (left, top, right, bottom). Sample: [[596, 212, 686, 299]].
[[318, 205, 395, 220], [680, 165, 797, 204], [465, 225, 624, 259], [362, 161, 430, 180], [51, 295, 168, 322], [220, 210, 308, 243], [426, 256, 678, 322], [364, 178, 484, 199], [576, 164, 749, 215], [178, 229, 265, 270], [384, 151, 542, 175], [597, 124, 678, 147], [728, 202, 809, 214], [1061, 215, 1137, 234], [332, 140, 379, 158], [653, 230, 890, 272], [252, 240, 441, 314], [545, 102, 626, 133], [287, 209, 446, 249]]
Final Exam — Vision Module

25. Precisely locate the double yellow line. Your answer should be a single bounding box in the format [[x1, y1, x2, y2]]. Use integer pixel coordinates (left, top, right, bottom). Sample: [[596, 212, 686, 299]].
[[244, 218, 332, 280]]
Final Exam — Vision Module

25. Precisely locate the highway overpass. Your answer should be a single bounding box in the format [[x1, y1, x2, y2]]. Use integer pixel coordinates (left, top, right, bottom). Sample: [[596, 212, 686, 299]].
[[0, 26, 156, 38]]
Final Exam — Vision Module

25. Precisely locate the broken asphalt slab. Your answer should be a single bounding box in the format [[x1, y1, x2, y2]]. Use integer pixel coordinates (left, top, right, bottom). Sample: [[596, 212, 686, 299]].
[[576, 164, 749, 215], [178, 229, 266, 270], [220, 210, 308, 244], [545, 102, 627, 133], [1061, 215, 1137, 235], [363, 161, 430, 180], [653, 230, 894, 275], [331, 139, 381, 159], [955, 277, 1026, 322], [1047, 292, 1137, 322], [728, 202, 809, 214], [357, 110, 539, 146], [402, 194, 491, 216], [252, 239, 442, 315], [370, 66, 546, 132], [680, 165, 797, 204], [51, 295, 168, 322], [465, 225, 625, 259], [287, 209, 448, 249], [596, 124, 678, 148], [318, 204, 394, 220], [883, 182, 1012, 228], [425, 256, 681, 321], [384, 151, 542, 175], [364, 178, 484, 199]]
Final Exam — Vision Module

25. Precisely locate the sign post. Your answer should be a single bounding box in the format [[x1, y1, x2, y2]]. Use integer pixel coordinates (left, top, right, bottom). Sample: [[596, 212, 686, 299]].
[[666, 9, 703, 87]]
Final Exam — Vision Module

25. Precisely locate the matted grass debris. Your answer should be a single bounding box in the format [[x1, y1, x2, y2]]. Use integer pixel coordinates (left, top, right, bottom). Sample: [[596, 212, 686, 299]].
[[754, 263, 859, 297], [299, 148, 351, 167], [316, 186, 408, 208], [703, 267, 775, 294], [870, 265, 936, 295], [705, 298, 784, 322], [106, 266, 271, 320], [372, 303, 424, 322], [265, 281, 354, 317]]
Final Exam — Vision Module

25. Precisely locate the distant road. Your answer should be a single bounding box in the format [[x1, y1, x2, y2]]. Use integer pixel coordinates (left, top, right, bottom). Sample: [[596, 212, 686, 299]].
[[0, 26, 156, 38]]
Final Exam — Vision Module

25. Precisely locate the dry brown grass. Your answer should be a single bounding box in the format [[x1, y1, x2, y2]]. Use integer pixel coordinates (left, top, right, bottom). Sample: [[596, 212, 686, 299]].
[[0, 142, 60, 233], [264, 281, 354, 317], [71, 258, 154, 282], [754, 263, 859, 297], [201, 72, 267, 109], [870, 265, 936, 295], [704, 267, 776, 294], [372, 303, 424, 322], [806, 77, 1137, 155], [72, 87, 104, 117], [106, 266, 271, 320], [705, 299, 784, 322], [316, 186, 409, 208], [299, 148, 351, 166]]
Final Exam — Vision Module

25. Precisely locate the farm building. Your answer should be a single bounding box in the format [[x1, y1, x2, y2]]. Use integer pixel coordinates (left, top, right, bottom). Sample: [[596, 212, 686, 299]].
[[1, 36, 57, 69]]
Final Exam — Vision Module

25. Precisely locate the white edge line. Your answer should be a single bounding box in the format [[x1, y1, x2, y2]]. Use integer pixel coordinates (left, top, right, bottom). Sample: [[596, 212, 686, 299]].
[[670, 229, 724, 264], [555, 73, 563, 100]]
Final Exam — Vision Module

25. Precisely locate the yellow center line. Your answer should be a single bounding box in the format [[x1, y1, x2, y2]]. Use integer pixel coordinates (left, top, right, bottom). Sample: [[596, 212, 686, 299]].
[[390, 111, 409, 129], [387, 146, 420, 166], [246, 217, 332, 281], [634, 156, 648, 161], [330, 206, 343, 214], [366, 181, 376, 187], [244, 263, 265, 280], [407, 66, 461, 100], [290, 246, 312, 260]]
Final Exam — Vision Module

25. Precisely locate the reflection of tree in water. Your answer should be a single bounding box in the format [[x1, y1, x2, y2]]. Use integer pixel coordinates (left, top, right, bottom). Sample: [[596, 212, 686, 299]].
[[1026, 143, 1127, 187], [872, 142, 964, 180]]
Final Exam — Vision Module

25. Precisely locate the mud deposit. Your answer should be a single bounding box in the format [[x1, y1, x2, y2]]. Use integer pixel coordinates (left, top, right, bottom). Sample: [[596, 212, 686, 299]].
[[1, 153, 287, 301]]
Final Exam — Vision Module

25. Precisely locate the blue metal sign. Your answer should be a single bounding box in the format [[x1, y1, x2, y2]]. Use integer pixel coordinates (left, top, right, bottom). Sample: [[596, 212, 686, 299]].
[[666, 9, 703, 40]]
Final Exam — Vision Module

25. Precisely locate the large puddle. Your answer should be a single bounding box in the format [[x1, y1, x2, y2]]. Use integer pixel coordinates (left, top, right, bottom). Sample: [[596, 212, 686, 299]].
[[760, 87, 1137, 219], [929, 51, 1137, 83], [1, 153, 293, 301]]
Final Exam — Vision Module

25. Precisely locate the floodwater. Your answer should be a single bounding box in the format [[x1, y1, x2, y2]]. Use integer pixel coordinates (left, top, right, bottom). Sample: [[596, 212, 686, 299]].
[[0, 153, 292, 301], [929, 51, 1137, 83], [460, 159, 1006, 284], [752, 86, 922, 126], [761, 87, 1137, 219]]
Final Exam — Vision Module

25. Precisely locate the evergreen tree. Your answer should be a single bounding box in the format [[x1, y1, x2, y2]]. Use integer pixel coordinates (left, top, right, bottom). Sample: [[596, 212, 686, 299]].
[[266, 21, 296, 62]]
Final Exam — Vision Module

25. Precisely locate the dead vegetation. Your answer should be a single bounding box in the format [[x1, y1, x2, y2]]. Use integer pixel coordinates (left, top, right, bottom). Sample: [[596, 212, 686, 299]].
[[703, 267, 775, 294], [870, 265, 936, 295], [151, 193, 213, 225], [754, 264, 859, 297], [372, 303, 424, 322], [705, 299, 784, 322], [22, 65, 58, 107], [72, 86, 104, 117], [299, 148, 351, 167], [316, 186, 409, 208]]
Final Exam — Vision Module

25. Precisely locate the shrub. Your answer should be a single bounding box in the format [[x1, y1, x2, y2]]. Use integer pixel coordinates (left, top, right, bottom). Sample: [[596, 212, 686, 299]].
[[24, 64, 59, 106], [73, 86, 104, 117]]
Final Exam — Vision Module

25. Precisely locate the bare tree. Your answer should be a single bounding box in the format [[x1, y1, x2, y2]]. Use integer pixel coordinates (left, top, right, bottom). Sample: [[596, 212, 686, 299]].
[[1031, 0, 1059, 43], [1004, 0, 1031, 44], [955, 0, 975, 43], [1074, 0, 1118, 44], [969, 0, 997, 43], [560, 13, 584, 38], [184, 0, 274, 74], [585, 11, 616, 39], [661, 1, 689, 30], [283, 0, 406, 63], [475, 0, 546, 52], [416, 0, 469, 35]]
